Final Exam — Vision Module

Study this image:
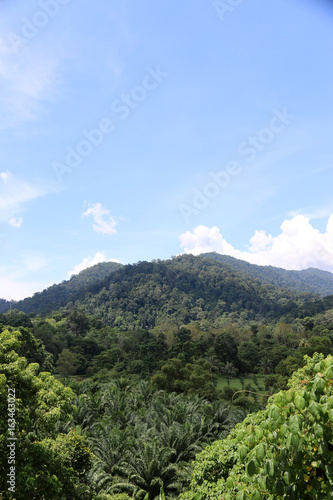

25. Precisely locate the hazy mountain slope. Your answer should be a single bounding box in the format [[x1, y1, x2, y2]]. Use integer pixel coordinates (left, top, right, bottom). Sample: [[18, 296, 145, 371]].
[[10, 261, 123, 315], [5, 255, 333, 328], [0, 298, 11, 314], [53, 255, 323, 329], [202, 253, 333, 297]]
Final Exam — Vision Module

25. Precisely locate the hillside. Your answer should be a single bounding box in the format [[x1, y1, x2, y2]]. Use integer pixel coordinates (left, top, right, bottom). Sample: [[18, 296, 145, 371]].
[[0, 298, 10, 314], [4, 255, 333, 327], [203, 252, 333, 297], [49, 255, 329, 329], [5, 261, 122, 315]]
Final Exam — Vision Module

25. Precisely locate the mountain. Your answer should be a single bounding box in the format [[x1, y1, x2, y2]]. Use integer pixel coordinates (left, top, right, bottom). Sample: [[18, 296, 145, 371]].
[[4, 255, 333, 328], [5, 261, 122, 315], [0, 298, 11, 314], [15, 254, 330, 328], [202, 253, 333, 298]]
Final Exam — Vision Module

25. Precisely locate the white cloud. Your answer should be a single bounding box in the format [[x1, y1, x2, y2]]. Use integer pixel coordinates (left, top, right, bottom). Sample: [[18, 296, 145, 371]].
[[179, 215, 333, 272], [68, 251, 121, 277], [0, 253, 50, 300], [8, 216, 23, 228], [0, 276, 50, 301], [0, 171, 49, 223], [83, 203, 117, 235], [180, 226, 236, 256], [0, 45, 62, 129]]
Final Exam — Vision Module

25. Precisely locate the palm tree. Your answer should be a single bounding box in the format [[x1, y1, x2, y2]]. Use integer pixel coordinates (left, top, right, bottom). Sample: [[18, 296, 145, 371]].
[[112, 439, 181, 499], [221, 362, 238, 387], [89, 422, 131, 492], [259, 355, 273, 375]]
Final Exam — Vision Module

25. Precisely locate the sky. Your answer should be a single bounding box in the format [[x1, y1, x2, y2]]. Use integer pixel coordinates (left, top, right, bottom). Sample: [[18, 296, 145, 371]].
[[0, 0, 333, 300]]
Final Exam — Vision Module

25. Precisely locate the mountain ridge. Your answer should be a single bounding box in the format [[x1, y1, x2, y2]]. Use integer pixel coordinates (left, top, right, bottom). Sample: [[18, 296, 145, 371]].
[[202, 252, 333, 298], [2, 254, 333, 324]]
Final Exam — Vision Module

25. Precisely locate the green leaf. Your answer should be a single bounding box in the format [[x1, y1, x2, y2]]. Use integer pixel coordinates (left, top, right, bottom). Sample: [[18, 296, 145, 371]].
[[274, 479, 285, 496], [294, 395, 306, 410], [285, 389, 295, 403], [325, 365, 333, 379], [309, 401, 321, 418], [239, 445, 249, 461], [328, 409, 333, 423], [246, 424, 254, 435], [314, 377, 326, 392], [269, 404, 280, 421], [256, 443, 265, 461], [226, 477, 234, 489], [237, 430, 246, 442], [283, 471, 291, 486], [313, 423, 324, 438], [289, 414, 301, 434], [247, 459, 256, 477], [291, 434, 300, 449], [268, 459, 276, 478]]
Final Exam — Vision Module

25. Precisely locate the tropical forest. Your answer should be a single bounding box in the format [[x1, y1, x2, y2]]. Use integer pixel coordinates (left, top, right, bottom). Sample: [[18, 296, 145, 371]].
[[1, 253, 333, 499]]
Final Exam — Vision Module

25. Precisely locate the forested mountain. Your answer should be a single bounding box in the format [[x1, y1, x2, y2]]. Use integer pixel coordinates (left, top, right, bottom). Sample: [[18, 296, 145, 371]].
[[0, 298, 10, 314], [4, 255, 333, 326], [38, 255, 333, 328], [1, 256, 333, 498], [203, 252, 333, 297], [2, 261, 122, 315]]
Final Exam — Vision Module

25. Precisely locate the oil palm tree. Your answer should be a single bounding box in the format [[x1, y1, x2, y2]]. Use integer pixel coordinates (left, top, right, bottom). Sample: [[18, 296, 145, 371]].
[[112, 439, 181, 499]]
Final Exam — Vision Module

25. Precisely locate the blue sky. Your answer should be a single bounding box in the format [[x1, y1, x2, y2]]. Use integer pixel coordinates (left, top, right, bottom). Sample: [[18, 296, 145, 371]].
[[1, 0, 333, 300]]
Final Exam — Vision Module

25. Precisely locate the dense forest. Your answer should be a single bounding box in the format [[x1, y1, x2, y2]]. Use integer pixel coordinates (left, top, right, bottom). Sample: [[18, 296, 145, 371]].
[[0, 261, 122, 315], [1, 255, 333, 498], [203, 253, 333, 298], [3, 255, 333, 328]]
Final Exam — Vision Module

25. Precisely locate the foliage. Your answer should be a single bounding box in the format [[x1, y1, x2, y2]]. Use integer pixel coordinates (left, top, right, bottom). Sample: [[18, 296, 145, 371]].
[[70, 379, 244, 499], [204, 252, 333, 298], [0, 329, 93, 499], [6, 255, 332, 328], [57, 348, 80, 377], [8, 261, 122, 315], [181, 353, 333, 499], [151, 358, 215, 398]]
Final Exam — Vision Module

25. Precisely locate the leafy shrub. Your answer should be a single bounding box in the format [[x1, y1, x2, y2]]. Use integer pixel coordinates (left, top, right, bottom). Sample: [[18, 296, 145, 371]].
[[181, 353, 333, 499]]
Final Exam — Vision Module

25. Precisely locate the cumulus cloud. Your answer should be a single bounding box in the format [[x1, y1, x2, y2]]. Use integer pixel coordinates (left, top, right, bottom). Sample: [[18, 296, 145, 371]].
[[83, 203, 117, 235], [179, 215, 333, 272], [0, 171, 49, 224], [68, 251, 121, 277]]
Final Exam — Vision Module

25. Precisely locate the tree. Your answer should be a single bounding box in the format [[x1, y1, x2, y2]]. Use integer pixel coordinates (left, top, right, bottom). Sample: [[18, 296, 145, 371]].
[[0, 329, 93, 499], [221, 361, 238, 387], [181, 353, 333, 499], [113, 439, 181, 499], [57, 348, 79, 377], [151, 358, 215, 398], [67, 309, 89, 336]]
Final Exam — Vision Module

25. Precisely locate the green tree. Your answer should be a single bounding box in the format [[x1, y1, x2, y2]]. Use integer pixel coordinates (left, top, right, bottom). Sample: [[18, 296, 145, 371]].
[[221, 361, 238, 387], [181, 353, 333, 499], [0, 329, 93, 499], [57, 348, 79, 377], [113, 439, 181, 499]]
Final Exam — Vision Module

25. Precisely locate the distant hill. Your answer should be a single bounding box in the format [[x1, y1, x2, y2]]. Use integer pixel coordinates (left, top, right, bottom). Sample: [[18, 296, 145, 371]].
[[202, 253, 333, 298], [41, 254, 330, 329], [7, 261, 122, 315], [3, 255, 333, 328], [0, 298, 11, 314]]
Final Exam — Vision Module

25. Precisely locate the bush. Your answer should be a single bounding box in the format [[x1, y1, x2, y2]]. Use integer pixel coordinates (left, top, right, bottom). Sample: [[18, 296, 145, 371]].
[[181, 353, 333, 499]]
